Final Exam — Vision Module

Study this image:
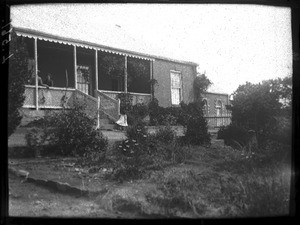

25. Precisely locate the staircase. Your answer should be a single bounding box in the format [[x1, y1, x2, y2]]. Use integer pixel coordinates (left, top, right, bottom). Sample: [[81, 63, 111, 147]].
[[74, 90, 120, 130]]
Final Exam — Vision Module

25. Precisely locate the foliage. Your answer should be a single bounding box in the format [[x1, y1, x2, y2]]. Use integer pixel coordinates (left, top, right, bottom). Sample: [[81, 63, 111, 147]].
[[125, 120, 148, 142], [99, 53, 124, 78], [108, 122, 149, 182], [148, 98, 180, 126], [149, 78, 158, 97], [181, 101, 211, 146], [99, 52, 149, 88], [155, 126, 177, 144], [194, 73, 212, 101], [214, 169, 290, 217], [146, 145, 290, 217], [230, 77, 292, 145], [127, 57, 149, 87], [118, 93, 133, 115], [127, 103, 149, 126], [25, 100, 108, 157], [148, 98, 210, 145], [106, 122, 191, 182], [8, 29, 31, 137], [217, 123, 249, 149], [8, 146, 35, 158], [146, 170, 208, 217]]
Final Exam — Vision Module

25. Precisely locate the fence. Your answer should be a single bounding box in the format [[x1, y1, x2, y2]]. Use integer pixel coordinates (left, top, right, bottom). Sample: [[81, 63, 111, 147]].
[[205, 116, 231, 128]]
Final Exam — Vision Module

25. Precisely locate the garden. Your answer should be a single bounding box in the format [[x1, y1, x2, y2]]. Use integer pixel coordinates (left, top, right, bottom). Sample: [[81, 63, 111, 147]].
[[8, 32, 292, 217], [9, 92, 292, 218]]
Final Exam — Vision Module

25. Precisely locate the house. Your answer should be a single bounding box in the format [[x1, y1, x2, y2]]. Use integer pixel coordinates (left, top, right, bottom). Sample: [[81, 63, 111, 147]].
[[202, 92, 231, 128], [14, 27, 231, 129]]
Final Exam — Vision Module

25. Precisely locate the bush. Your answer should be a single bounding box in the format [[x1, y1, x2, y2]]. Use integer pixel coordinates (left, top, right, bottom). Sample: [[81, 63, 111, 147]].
[[217, 123, 249, 149], [8, 30, 31, 137], [25, 101, 108, 157], [181, 102, 211, 146], [127, 103, 149, 126], [118, 93, 133, 115], [216, 170, 290, 217], [8, 146, 35, 158], [155, 126, 176, 144], [45, 104, 108, 157], [125, 120, 148, 142], [107, 123, 188, 182], [148, 99, 211, 146], [146, 170, 207, 217]]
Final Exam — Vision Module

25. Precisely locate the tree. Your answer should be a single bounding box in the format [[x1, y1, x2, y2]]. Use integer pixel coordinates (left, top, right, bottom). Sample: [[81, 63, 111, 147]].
[[230, 76, 292, 141], [193, 73, 212, 101], [8, 28, 31, 137]]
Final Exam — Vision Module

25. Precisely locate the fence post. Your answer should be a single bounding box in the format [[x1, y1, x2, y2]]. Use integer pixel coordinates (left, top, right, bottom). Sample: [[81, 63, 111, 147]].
[[34, 37, 39, 110], [96, 94, 100, 130]]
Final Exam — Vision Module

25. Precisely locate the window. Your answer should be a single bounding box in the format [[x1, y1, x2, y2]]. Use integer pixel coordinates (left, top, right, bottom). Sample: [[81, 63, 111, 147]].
[[170, 71, 182, 105], [203, 99, 209, 116], [216, 100, 222, 116], [77, 65, 90, 95]]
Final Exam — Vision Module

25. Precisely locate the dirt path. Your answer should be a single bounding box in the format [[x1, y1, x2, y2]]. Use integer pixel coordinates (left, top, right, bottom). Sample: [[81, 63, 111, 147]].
[[9, 173, 118, 218]]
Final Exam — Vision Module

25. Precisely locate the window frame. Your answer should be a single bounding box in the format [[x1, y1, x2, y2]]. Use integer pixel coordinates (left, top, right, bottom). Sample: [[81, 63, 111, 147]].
[[170, 70, 183, 106]]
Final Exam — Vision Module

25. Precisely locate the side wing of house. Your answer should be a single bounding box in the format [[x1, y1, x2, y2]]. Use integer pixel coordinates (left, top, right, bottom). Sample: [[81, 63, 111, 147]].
[[152, 59, 197, 107], [202, 92, 232, 128]]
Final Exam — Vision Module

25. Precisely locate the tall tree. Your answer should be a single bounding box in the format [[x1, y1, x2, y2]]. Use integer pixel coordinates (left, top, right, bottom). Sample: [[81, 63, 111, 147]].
[[230, 76, 292, 136], [193, 73, 212, 101], [8, 28, 31, 137]]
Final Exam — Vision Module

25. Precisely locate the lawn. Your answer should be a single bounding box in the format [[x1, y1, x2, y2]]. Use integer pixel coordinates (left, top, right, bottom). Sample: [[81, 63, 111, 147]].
[[8, 137, 291, 218]]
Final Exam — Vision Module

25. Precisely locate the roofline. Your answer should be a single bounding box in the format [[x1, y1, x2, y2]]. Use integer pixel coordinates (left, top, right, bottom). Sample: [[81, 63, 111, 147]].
[[203, 91, 229, 96], [14, 26, 198, 67]]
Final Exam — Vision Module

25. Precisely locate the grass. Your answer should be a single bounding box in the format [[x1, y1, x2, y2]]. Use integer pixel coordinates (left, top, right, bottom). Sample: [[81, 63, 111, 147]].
[[8, 137, 291, 218]]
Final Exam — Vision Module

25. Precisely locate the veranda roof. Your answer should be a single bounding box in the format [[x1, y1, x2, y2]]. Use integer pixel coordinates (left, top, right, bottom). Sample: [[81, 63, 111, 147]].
[[15, 27, 198, 66]]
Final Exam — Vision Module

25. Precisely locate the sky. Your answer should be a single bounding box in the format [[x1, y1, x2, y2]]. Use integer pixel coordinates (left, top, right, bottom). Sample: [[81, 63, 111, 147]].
[[11, 3, 292, 94]]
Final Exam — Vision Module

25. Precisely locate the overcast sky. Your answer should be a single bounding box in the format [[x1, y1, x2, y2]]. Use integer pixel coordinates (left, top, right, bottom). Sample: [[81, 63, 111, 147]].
[[11, 4, 292, 94]]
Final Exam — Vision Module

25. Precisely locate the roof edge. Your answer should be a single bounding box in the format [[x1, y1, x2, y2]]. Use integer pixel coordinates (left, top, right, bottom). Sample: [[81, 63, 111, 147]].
[[14, 26, 198, 66], [203, 91, 229, 96]]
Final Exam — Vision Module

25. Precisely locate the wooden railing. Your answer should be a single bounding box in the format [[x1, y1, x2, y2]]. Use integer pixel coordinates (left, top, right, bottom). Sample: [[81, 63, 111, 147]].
[[95, 90, 120, 122], [23, 85, 75, 109], [100, 90, 151, 105], [74, 90, 98, 120], [205, 116, 231, 128]]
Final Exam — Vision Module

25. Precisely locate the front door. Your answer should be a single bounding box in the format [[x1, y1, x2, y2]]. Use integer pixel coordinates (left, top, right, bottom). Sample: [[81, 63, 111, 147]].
[[77, 65, 90, 95]]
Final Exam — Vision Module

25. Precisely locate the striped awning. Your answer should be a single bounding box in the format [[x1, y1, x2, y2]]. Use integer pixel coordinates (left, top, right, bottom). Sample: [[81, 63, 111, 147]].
[[16, 30, 155, 61]]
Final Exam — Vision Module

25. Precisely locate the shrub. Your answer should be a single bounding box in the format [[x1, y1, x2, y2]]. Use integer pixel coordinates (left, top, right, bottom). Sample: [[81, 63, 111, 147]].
[[216, 170, 290, 217], [127, 103, 149, 125], [118, 93, 133, 115], [217, 123, 249, 149], [184, 116, 211, 146], [155, 126, 176, 144], [8, 146, 35, 158], [108, 138, 149, 182], [25, 101, 108, 157], [107, 123, 188, 182], [125, 120, 148, 142], [45, 104, 108, 157], [146, 169, 207, 217], [8, 30, 31, 137], [180, 101, 211, 146]]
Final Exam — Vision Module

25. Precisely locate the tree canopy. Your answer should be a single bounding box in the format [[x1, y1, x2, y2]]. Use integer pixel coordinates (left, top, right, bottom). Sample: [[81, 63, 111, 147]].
[[230, 76, 292, 135], [8, 29, 31, 137], [193, 73, 212, 101]]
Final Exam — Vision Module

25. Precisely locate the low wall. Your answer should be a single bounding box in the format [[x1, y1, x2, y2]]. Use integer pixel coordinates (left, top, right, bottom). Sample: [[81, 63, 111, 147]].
[[146, 126, 186, 136]]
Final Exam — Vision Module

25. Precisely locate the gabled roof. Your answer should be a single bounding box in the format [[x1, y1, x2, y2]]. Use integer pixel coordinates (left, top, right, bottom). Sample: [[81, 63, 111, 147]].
[[14, 26, 198, 67]]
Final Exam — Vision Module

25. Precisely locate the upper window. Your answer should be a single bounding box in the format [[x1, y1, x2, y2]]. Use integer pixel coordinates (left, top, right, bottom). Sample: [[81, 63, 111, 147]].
[[216, 100, 223, 116], [170, 71, 182, 105], [203, 99, 209, 116]]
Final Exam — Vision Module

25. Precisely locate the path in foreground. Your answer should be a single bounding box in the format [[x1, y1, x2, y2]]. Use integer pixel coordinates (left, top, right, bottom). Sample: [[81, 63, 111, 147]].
[[9, 173, 118, 218]]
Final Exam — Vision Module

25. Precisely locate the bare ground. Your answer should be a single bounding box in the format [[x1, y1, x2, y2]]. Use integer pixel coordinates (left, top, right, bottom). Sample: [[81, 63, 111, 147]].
[[8, 138, 291, 218]]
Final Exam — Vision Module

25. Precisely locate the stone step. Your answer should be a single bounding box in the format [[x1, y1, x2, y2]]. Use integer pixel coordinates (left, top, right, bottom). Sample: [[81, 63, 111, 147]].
[[100, 123, 115, 131]]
